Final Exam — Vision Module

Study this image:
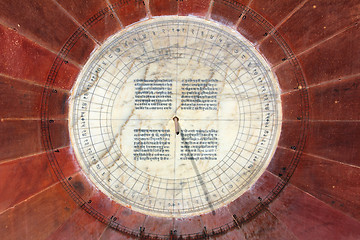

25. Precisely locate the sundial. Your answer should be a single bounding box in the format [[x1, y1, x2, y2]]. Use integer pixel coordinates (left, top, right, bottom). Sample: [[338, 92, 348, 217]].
[[1, 0, 356, 237], [68, 16, 282, 218]]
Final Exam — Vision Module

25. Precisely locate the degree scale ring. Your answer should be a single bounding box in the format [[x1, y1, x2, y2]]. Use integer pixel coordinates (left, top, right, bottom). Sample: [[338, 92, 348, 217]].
[[69, 16, 282, 218]]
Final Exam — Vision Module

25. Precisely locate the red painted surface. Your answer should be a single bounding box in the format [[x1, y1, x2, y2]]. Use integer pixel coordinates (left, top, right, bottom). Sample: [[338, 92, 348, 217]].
[[273, 61, 302, 92], [113, 205, 147, 232], [57, 0, 122, 43], [66, 34, 97, 66], [212, 228, 246, 240], [210, 0, 249, 27], [0, 183, 79, 240], [298, 25, 359, 86], [277, 121, 303, 150], [173, 216, 204, 236], [149, 0, 178, 16], [304, 121, 360, 167], [266, 147, 294, 179], [291, 151, 360, 221], [241, 209, 297, 240], [47, 208, 108, 240], [308, 76, 360, 120], [55, 63, 80, 91], [278, 0, 359, 53], [281, 90, 304, 120], [0, 0, 79, 51], [257, 35, 288, 67], [53, 146, 81, 179], [270, 185, 360, 240], [250, 0, 303, 26], [0, 75, 68, 119], [0, 120, 43, 161], [110, 0, 148, 27], [178, 0, 211, 17], [0, 0, 359, 239], [0, 23, 80, 90], [0, 153, 57, 213], [200, 206, 233, 231], [237, 13, 268, 44], [99, 227, 138, 240], [142, 215, 173, 235], [228, 171, 279, 218]]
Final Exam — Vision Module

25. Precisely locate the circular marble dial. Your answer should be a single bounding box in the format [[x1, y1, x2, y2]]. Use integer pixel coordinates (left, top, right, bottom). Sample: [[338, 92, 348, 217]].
[[69, 16, 282, 218]]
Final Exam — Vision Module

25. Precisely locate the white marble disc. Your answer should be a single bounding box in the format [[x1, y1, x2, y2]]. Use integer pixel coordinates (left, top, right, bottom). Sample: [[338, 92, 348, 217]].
[[69, 16, 282, 218]]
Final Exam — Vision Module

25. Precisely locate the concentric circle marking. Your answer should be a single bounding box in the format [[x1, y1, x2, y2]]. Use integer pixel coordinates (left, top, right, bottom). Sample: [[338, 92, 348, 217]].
[[69, 16, 282, 218]]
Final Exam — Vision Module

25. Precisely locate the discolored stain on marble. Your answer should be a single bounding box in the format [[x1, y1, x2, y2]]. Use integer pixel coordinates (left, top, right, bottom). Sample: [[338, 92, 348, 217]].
[[278, 0, 359, 53], [149, 0, 178, 16], [297, 25, 359, 86], [289, 151, 360, 221], [46, 208, 108, 240], [0, 0, 79, 52], [178, 0, 211, 17], [0, 183, 79, 240], [0, 153, 56, 213], [240, 209, 298, 240], [56, 0, 122, 43], [249, 0, 303, 27], [109, 0, 147, 27], [269, 184, 360, 240], [210, 0, 248, 27], [0, 75, 68, 119]]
